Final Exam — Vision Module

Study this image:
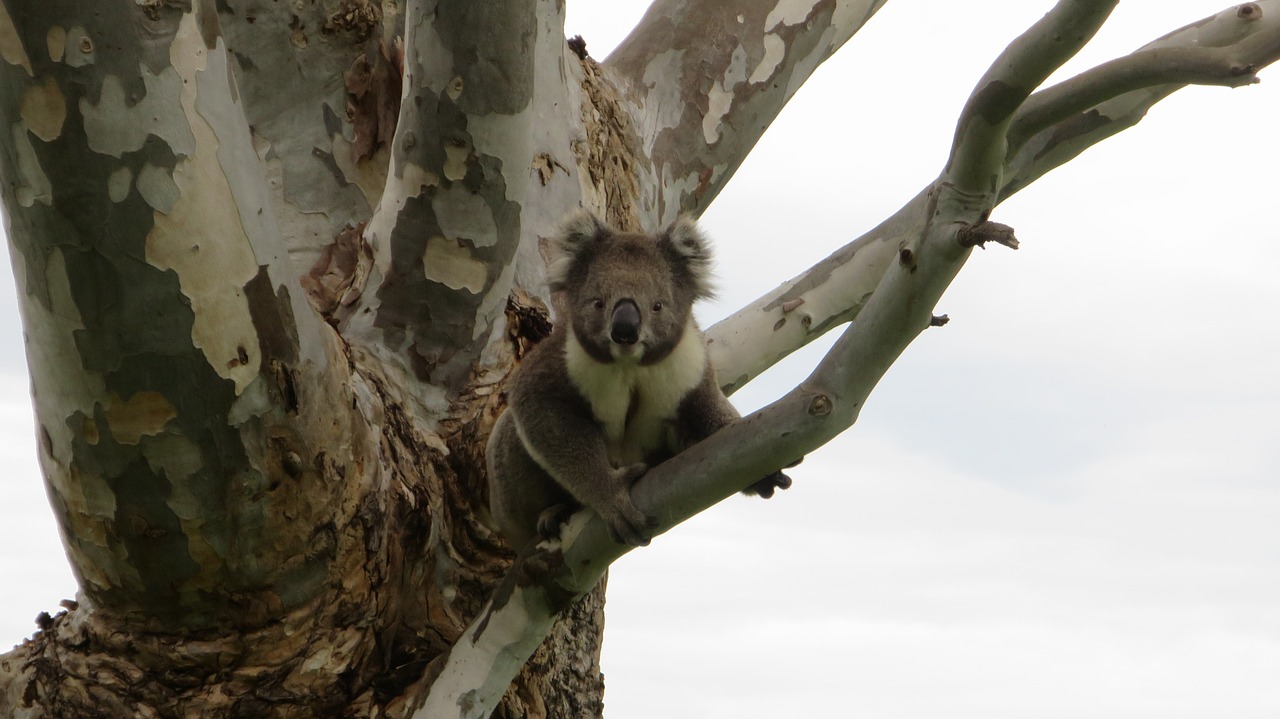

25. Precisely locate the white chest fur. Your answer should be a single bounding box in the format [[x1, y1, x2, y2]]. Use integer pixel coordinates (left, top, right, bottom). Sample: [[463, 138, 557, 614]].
[[565, 322, 707, 465]]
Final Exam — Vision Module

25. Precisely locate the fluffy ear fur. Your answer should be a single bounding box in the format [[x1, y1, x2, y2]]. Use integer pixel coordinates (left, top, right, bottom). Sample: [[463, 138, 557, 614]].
[[547, 210, 609, 291], [662, 214, 716, 301]]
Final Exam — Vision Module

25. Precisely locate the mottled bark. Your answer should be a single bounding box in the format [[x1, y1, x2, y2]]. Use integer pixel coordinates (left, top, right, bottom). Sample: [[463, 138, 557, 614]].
[[0, 0, 1276, 718], [0, 1, 419, 713], [607, 0, 890, 220], [0, 0, 362, 625], [215, 0, 400, 273]]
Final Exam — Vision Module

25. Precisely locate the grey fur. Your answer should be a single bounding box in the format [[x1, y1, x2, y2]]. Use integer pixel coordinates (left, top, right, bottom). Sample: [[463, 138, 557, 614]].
[[661, 214, 716, 302], [486, 212, 791, 549], [545, 210, 608, 292]]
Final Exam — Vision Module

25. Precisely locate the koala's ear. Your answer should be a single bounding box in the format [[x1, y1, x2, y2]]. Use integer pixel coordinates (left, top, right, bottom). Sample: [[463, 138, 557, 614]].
[[662, 214, 716, 301], [547, 210, 609, 291]]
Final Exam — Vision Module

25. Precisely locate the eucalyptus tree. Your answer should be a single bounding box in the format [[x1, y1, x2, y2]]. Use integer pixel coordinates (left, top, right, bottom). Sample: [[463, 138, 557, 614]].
[[1, 0, 1276, 717]]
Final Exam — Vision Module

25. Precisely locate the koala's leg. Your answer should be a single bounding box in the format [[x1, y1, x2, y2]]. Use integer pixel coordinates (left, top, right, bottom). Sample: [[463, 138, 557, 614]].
[[509, 403, 656, 547], [487, 411, 575, 550], [677, 370, 798, 498]]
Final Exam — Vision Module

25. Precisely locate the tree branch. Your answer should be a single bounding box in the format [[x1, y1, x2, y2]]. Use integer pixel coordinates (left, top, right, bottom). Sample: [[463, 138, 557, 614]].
[[1003, 0, 1280, 195], [945, 0, 1117, 198], [605, 0, 891, 221], [706, 0, 1280, 395], [1010, 46, 1272, 151]]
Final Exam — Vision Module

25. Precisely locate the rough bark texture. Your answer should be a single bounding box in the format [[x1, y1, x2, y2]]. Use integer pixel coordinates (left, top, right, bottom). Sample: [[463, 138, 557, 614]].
[[1, 0, 1277, 717]]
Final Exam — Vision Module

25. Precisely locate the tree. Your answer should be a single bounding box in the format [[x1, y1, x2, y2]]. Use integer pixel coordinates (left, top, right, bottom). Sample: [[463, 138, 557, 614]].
[[1, 0, 1277, 716]]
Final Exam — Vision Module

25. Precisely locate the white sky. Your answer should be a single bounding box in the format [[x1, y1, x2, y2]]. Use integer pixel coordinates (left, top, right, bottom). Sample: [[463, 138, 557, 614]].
[[3, 2, 1279, 717]]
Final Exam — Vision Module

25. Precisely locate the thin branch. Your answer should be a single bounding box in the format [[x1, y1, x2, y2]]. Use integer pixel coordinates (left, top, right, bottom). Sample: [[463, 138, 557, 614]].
[[707, 0, 1280, 396], [1011, 47, 1265, 149], [1006, 0, 1280, 164], [945, 0, 1118, 197]]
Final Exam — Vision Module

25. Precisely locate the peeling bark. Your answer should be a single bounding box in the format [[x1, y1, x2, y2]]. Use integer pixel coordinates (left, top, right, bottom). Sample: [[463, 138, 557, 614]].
[[1, 0, 1276, 717]]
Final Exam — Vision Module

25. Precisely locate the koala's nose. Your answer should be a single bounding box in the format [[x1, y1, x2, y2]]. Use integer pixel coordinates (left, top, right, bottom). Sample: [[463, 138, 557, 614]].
[[610, 299, 641, 345]]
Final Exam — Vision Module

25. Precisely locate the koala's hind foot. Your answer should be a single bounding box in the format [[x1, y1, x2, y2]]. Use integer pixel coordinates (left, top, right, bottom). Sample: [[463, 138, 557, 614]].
[[745, 457, 803, 498], [746, 470, 792, 498], [543, 502, 655, 547], [532, 464, 656, 547]]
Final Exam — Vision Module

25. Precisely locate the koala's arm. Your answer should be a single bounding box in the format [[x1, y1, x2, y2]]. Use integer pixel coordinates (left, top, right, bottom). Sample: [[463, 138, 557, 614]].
[[674, 366, 740, 445], [676, 365, 796, 498], [506, 340, 655, 546]]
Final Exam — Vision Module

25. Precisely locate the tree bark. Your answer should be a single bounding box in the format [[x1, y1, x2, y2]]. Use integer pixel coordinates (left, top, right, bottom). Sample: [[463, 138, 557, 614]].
[[1, 1, 1277, 717]]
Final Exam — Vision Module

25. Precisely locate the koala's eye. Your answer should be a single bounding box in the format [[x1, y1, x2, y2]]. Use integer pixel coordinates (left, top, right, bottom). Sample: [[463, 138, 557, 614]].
[[592, 299, 605, 310], [651, 301, 663, 312]]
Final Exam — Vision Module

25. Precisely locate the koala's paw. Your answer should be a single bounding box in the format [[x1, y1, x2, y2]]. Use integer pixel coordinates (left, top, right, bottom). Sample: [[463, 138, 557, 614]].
[[744, 470, 793, 499], [612, 462, 648, 485], [536, 503, 576, 542], [598, 464, 654, 547], [602, 504, 657, 547]]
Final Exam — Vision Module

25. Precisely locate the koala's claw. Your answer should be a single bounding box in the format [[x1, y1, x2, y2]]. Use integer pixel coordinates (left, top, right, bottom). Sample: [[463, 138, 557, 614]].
[[533, 502, 654, 547], [536, 503, 576, 541], [748, 470, 793, 499]]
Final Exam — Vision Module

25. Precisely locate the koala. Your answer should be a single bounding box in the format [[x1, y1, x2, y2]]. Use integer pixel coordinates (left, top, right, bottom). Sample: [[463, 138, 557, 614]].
[[485, 211, 792, 549]]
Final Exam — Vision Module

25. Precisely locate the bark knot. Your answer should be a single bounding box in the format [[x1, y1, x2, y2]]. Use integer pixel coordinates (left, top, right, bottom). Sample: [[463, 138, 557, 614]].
[[808, 395, 833, 417]]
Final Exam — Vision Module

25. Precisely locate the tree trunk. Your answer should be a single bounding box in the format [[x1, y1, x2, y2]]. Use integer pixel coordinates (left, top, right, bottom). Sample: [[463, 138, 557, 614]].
[[1, 0, 1277, 717]]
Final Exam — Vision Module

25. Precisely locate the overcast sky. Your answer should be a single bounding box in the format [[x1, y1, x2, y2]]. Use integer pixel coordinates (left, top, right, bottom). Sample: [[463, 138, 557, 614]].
[[3, 2, 1279, 717]]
